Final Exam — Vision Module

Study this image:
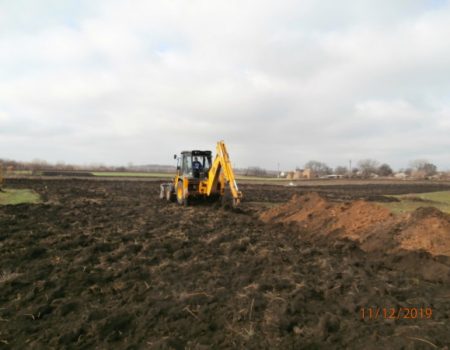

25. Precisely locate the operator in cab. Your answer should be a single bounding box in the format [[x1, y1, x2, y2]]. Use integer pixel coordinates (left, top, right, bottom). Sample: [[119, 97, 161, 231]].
[[192, 156, 203, 171]]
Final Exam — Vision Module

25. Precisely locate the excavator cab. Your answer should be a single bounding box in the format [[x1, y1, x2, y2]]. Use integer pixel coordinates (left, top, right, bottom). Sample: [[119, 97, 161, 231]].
[[177, 151, 211, 179], [160, 141, 243, 207]]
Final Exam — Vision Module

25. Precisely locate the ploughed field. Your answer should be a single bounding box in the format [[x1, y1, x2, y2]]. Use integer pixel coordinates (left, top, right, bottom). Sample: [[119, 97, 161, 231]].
[[1, 178, 450, 349]]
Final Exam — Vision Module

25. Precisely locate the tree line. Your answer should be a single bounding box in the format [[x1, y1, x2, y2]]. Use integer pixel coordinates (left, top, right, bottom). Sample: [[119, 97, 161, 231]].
[[298, 159, 440, 178], [0, 159, 176, 173], [0, 157, 443, 179]]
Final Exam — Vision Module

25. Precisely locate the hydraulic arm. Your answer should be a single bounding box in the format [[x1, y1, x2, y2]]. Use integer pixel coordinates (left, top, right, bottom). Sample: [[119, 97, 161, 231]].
[[206, 141, 243, 205]]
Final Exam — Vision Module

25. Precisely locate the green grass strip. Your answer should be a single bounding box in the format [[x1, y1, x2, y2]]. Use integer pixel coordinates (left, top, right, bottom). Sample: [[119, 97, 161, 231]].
[[92, 172, 172, 178], [379, 191, 450, 214], [0, 189, 41, 205]]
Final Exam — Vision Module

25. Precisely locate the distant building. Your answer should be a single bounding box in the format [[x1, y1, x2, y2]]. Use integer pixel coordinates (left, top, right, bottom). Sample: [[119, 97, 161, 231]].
[[303, 168, 316, 179], [286, 168, 316, 180], [394, 172, 408, 180], [286, 171, 295, 180], [440, 172, 450, 180], [411, 170, 427, 179], [321, 174, 344, 179], [293, 170, 303, 179], [428, 174, 441, 180]]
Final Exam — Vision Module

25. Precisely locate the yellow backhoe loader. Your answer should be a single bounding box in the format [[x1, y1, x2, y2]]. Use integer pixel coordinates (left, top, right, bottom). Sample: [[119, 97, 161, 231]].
[[160, 141, 243, 207]]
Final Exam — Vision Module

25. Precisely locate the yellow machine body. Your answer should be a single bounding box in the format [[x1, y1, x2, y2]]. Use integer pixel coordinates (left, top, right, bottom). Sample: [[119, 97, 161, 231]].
[[160, 141, 243, 206]]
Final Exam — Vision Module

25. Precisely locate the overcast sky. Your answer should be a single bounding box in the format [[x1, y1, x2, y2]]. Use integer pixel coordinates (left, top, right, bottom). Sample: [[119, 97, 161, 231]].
[[1, 0, 449, 171]]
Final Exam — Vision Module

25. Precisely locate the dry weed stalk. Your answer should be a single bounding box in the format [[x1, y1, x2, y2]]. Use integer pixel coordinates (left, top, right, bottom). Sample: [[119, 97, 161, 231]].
[[183, 306, 200, 320], [0, 270, 21, 283], [406, 336, 438, 348]]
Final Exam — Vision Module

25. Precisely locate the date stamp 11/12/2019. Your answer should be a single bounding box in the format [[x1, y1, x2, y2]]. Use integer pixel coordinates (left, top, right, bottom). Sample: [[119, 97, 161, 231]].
[[360, 307, 433, 320]]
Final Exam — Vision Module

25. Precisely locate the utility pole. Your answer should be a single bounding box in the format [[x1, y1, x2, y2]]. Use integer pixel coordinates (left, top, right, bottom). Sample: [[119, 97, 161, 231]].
[[277, 162, 280, 178], [349, 160, 352, 178]]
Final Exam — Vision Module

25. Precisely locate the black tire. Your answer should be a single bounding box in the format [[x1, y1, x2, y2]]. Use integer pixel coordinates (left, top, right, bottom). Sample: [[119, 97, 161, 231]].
[[176, 181, 183, 205], [208, 193, 221, 202], [176, 181, 189, 206]]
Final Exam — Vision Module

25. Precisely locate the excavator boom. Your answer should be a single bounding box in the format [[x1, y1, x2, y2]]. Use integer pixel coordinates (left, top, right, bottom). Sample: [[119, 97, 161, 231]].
[[205, 141, 243, 205]]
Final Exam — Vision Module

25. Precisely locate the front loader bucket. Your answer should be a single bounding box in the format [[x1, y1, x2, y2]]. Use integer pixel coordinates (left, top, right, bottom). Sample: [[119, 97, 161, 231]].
[[160, 183, 175, 202], [159, 184, 166, 199]]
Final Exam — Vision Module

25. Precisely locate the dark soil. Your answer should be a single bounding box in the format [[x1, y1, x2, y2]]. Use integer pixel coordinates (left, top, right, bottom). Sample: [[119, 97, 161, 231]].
[[242, 182, 450, 203], [0, 178, 449, 349]]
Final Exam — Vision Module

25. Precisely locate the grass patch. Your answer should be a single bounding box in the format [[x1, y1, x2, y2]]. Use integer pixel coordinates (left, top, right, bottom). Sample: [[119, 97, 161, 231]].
[[92, 172, 172, 178], [0, 189, 41, 205], [379, 191, 450, 214], [12, 170, 32, 175]]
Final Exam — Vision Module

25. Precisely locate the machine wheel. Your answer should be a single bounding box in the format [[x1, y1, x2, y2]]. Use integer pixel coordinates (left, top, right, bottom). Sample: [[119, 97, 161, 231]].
[[208, 193, 221, 203], [176, 181, 189, 206]]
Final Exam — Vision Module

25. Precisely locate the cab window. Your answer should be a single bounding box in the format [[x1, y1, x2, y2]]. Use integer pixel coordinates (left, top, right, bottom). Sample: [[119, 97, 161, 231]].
[[182, 155, 192, 174]]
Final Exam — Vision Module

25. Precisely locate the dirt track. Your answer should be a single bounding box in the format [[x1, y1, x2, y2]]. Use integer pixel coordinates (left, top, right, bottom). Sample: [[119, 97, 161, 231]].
[[1, 178, 450, 348]]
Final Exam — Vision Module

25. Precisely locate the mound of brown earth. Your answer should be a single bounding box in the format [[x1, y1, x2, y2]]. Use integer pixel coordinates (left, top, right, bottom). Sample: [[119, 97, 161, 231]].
[[261, 192, 450, 257], [398, 207, 450, 256], [259, 192, 395, 240]]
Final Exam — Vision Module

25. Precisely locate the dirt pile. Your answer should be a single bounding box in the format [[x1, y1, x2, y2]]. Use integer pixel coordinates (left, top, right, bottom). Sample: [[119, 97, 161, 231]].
[[261, 192, 450, 256], [398, 207, 450, 256], [259, 192, 394, 240]]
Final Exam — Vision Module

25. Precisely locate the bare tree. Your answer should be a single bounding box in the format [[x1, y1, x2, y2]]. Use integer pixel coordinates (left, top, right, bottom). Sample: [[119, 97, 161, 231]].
[[30, 159, 49, 171], [245, 166, 267, 177], [423, 163, 438, 176], [304, 160, 332, 176], [409, 159, 427, 170], [357, 159, 379, 178], [334, 166, 348, 176], [409, 159, 437, 176], [377, 163, 393, 177]]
